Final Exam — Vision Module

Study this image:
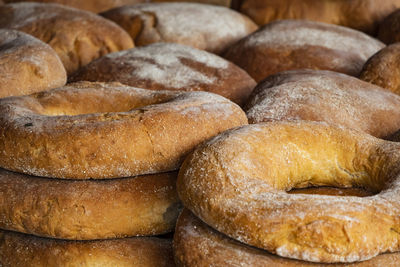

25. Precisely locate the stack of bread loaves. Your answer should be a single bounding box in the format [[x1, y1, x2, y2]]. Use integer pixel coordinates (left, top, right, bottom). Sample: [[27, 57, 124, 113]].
[[0, 81, 247, 265], [3, 0, 400, 266]]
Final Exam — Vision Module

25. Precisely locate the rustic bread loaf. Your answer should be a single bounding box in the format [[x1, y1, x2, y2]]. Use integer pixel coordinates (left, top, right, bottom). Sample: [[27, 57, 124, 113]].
[[239, 0, 400, 35], [0, 2, 134, 74], [0, 29, 66, 97], [70, 43, 256, 106], [101, 3, 257, 54], [223, 20, 384, 82]]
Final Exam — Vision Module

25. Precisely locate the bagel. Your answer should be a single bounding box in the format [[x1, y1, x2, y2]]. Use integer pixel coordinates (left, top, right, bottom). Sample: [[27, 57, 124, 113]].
[[223, 20, 384, 82], [70, 43, 256, 106], [174, 209, 400, 267], [0, 81, 247, 179], [177, 121, 400, 263], [0, 29, 66, 97], [2, 0, 146, 13], [101, 3, 257, 54], [245, 70, 400, 138], [359, 43, 400, 95], [0, 2, 134, 74], [238, 0, 400, 35], [0, 169, 179, 240], [0, 229, 174, 267]]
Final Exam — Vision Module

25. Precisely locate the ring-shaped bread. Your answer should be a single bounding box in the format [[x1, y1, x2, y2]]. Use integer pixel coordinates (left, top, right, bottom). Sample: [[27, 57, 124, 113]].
[[0, 82, 247, 179], [177, 121, 400, 263], [0, 229, 174, 266], [174, 209, 400, 267], [0, 169, 179, 240]]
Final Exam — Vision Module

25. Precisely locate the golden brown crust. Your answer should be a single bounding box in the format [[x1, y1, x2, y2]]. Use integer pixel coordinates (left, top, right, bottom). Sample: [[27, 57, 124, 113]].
[[0, 29, 66, 97], [359, 43, 400, 96], [3, 0, 147, 13], [0, 81, 247, 179], [177, 122, 400, 263], [0, 2, 134, 74], [378, 9, 400, 44], [0, 169, 180, 240], [239, 0, 400, 35], [101, 3, 257, 54], [223, 20, 384, 82], [174, 209, 400, 267], [0, 229, 174, 267], [70, 43, 256, 106], [245, 69, 400, 138]]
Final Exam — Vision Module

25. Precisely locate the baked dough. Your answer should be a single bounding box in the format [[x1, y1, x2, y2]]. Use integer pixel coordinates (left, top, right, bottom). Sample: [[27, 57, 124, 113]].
[[70, 43, 256, 106], [245, 69, 400, 138], [0, 169, 179, 239], [3, 0, 146, 13], [0, 2, 133, 74], [177, 121, 400, 262], [101, 3, 257, 54], [360, 43, 400, 95], [0, 29, 66, 97], [239, 0, 400, 35], [174, 209, 400, 267], [223, 20, 384, 82], [0, 229, 174, 267], [0, 81, 247, 179], [378, 9, 400, 44]]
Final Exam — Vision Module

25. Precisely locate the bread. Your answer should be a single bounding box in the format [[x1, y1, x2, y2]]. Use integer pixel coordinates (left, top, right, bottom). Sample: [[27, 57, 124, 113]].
[[3, 0, 146, 13], [223, 20, 384, 82], [174, 209, 400, 267], [0, 29, 66, 97], [245, 69, 400, 138], [70, 43, 256, 106], [0, 81, 247, 179], [378, 9, 400, 44], [101, 3, 257, 54], [360, 43, 400, 95], [239, 0, 400, 35], [0, 2, 134, 74], [177, 121, 400, 262], [0, 229, 174, 266]]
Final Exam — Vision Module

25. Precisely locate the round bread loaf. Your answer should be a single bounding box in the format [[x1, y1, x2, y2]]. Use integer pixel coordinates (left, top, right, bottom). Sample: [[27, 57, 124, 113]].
[[245, 69, 400, 138], [70, 43, 256, 106], [0, 169, 179, 239], [360, 44, 400, 96], [0, 230, 174, 267], [378, 9, 400, 44], [3, 0, 146, 13], [0, 81, 247, 179], [0, 2, 134, 74], [0, 29, 66, 97], [223, 20, 384, 82], [177, 122, 400, 263], [174, 209, 400, 267], [101, 3, 257, 54], [239, 0, 400, 35]]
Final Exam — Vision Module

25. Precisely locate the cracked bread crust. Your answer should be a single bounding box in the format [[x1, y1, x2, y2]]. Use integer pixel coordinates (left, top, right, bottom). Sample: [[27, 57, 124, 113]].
[[0, 169, 180, 240], [0, 2, 133, 74], [0, 229, 174, 266], [0, 81, 247, 179]]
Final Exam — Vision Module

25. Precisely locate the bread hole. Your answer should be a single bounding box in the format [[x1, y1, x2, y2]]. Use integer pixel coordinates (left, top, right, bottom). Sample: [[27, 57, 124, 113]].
[[287, 186, 375, 197]]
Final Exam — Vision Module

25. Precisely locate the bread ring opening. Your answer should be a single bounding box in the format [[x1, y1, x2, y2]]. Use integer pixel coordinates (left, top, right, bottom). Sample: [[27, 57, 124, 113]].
[[28, 83, 177, 116], [287, 186, 375, 197]]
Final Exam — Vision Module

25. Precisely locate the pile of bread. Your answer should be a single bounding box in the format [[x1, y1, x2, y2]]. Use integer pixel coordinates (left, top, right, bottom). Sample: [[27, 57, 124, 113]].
[[1, 0, 400, 266]]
